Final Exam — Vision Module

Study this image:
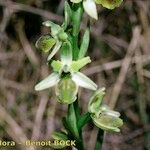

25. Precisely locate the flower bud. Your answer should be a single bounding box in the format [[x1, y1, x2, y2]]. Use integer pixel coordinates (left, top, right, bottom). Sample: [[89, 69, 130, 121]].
[[55, 75, 78, 104], [35, 35, 56, 53], [83, 0, 98, 20]]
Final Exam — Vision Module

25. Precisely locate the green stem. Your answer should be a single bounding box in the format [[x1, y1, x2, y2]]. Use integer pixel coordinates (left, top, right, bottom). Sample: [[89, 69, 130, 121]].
[[94, 129, 104, 150], [72, 35, 79, 60], [73, 100, 85, 150]]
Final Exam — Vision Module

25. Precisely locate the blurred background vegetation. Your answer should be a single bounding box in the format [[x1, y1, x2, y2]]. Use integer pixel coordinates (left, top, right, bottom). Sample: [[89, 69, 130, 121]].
[[0, 0, 150, 150]]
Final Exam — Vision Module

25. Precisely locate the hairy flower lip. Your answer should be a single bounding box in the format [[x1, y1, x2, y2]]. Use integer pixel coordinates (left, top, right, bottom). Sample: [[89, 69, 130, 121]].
[[91, 114, 123, 132]]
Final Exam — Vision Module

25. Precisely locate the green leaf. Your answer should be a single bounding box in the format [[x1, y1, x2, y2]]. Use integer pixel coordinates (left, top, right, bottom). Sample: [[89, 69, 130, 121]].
[[88, 88, 106, 117], [73, 100, 81, 121], [35, 73, 60, 91], [72, 72, 97, 90], [94, 129, 104, 150], [62, 1, 72, 30], [43, 21, 61, 37], [62, 117, 71, 134], [35, 35, 56, 53], [78, 28, 90, 59], [72, 4, 83, 36], [71, 56, 91, 72], [77, 112, 91, 130], [66, 104, 80, 139], [50, 131, 69, 149], [47, 40, 62, 61], [95, 0, 123, 9]]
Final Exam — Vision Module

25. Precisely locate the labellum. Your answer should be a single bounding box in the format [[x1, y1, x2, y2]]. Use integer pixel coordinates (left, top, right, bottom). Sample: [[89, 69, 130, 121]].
[[55, 74, 78, 104]]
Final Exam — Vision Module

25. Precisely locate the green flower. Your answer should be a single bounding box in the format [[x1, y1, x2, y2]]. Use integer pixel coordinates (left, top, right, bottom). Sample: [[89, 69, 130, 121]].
[[95, 0, 123, 9], [70, 0, 123, 20], [88, 89, 123, 132], [35, 41, 97, 104], [36, 21, 68, 61]]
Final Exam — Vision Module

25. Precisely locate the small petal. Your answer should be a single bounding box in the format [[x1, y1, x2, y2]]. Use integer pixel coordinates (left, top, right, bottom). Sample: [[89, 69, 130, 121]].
[[60, 41, 72, 65], [71, 57, 91, 72], [102, 110, 120, 118], [83, 0, 98, 20], [100, 105, 120, 117], [35, 73, 60, 91], [51, 60, 63, 72], [72, 72, 97, 90], [47, 41, 62, 61]]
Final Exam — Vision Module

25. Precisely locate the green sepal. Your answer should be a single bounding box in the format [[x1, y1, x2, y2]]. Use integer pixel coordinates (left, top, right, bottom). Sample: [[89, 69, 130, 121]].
[[78, 27, 90, 59], [71, 56, 91, 72], [95, 0, 123, 9], [43, 21, 61, 37], [72, 72, 97, 91], [35, 35, 56, 53], [34, 73, 60, 91], [77, 112, 91, 130], [51, 60, 63, 72], [88, 88, 105, 117], [60, 41, 73, 65], [62, 1, 72, 30]]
